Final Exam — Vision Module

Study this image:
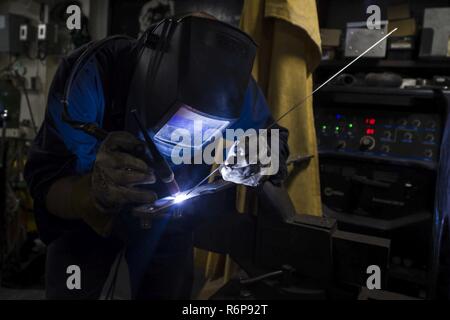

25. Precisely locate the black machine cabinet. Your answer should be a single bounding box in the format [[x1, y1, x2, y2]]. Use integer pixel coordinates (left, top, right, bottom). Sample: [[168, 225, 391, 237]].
[[314, 86, 448, 298]]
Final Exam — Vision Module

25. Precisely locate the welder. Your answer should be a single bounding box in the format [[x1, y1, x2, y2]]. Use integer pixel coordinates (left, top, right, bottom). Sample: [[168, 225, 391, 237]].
[[24, 13, 289, 299]]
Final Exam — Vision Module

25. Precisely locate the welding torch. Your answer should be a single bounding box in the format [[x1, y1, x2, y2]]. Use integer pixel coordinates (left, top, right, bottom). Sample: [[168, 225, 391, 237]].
[[62, 107, 180, 197], [130, 109, 180, 196]]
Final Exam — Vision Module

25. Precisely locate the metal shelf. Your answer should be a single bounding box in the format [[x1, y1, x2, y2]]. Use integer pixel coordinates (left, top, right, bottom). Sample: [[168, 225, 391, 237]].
[[318, 59, 450, 70], [317, 85, 439, 97], [323, 206, 431, 231]]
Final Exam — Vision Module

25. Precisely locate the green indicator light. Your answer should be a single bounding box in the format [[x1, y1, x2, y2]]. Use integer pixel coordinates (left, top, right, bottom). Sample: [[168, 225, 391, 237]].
[[322, 125, 327, 129], [335, 126, 340, 131], [348, 124, 353, 128]]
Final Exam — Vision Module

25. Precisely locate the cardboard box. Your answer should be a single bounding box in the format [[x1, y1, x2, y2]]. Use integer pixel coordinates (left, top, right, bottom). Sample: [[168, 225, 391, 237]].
[[388, 18, 416, 36], [320, 28, 342, 47], [387, 4, 411, 20]]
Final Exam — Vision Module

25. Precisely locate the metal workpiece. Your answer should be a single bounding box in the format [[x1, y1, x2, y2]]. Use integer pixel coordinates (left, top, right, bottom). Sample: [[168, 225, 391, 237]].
[[132, 179, 235, 228]]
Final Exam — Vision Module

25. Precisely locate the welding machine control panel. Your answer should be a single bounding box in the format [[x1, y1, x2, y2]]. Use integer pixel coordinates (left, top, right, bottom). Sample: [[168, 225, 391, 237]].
[[315, 108, 442, 163]]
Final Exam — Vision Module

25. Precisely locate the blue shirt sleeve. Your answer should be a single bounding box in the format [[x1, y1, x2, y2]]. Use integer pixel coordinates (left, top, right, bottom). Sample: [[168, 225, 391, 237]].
[[47, 58, 105, 173]]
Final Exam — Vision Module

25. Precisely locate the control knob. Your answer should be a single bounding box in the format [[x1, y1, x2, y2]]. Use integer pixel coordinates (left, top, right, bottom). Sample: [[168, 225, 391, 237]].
[[336, 140, 346, 150], [359, 136, 375, 151], [425, 134, 435, 143]]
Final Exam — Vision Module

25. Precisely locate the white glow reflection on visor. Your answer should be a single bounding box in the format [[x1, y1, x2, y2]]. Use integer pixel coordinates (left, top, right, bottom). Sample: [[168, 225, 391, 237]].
[[154, 105, 230, 149]]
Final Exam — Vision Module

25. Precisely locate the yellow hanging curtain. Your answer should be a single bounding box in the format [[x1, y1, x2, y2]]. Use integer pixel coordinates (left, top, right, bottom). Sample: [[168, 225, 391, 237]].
[[240, 0, 323, 216]]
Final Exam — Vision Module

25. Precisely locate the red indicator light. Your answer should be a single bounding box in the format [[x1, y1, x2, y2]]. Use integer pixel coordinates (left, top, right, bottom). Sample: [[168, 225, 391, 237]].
[[365, 118, 376, 125], [366, 128, 375, 135]]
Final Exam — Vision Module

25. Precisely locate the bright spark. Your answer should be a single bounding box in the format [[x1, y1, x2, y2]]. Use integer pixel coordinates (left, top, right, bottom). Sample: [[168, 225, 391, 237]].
[[173, 193, 189, 204]]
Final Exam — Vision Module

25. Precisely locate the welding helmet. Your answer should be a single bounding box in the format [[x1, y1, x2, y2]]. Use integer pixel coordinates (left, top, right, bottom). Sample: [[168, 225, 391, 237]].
[[125, 14, 257, 156]]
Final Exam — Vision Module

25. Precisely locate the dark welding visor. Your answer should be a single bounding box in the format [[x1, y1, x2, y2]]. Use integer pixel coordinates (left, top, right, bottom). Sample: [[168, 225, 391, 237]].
[[125, 14, 257, 151]]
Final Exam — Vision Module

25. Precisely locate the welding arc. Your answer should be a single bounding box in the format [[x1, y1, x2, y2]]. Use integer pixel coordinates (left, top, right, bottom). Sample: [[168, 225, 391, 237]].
[[186, 28, 398, 195]]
